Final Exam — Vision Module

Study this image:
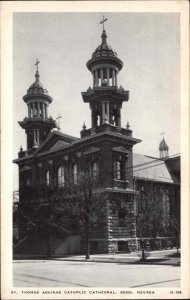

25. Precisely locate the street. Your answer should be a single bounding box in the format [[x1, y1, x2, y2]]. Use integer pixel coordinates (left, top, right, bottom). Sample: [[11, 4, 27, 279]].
[[13, 259, 180, 288]]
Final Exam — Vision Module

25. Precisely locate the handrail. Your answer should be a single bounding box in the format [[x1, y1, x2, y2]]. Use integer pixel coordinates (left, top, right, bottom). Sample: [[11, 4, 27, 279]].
[[13, 236, 28, 249]]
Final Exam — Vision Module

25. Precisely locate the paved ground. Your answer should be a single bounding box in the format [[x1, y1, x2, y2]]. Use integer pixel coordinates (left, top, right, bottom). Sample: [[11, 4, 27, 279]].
[[13, 250, 180, 288]]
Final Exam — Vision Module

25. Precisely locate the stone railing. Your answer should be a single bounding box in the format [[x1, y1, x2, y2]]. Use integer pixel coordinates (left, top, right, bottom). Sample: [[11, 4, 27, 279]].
[[81, 123, 132, 139]]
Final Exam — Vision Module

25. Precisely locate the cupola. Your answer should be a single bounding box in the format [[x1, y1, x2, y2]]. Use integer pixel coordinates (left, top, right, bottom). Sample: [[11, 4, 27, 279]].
[[159, 138, 169, 159], [18, 59, 57, 150], [86, 17, 123, 89], [23, 59, 53, 118]]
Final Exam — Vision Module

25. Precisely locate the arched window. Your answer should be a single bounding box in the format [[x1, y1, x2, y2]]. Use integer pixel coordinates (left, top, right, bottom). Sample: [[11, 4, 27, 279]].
[[57, 165, 65, 187], [116, 161, 122, 180], [97, 115, 100, 126], [91, 162, 98, 179], [73, 164, 77, 183], [26, 177, 30, 186], [45, 170, 50, 186], [162, 194, 170, 223], [114, 156, 128, 181]]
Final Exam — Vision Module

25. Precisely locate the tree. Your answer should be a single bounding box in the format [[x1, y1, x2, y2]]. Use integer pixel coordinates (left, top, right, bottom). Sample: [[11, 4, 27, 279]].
[[58, 168, 107, 259], [168, 185, 180, 254], [16, 166, 107, 259], [13, 191, 19, 245], [135, 180, 173, 259], [16, 185, 74, 257], [169, 216, 180, 254]]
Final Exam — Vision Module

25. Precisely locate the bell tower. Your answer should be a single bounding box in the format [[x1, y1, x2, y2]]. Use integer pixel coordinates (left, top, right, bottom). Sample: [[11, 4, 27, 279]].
[[18, 60, 57, 150], [82, 17, 129, 128]]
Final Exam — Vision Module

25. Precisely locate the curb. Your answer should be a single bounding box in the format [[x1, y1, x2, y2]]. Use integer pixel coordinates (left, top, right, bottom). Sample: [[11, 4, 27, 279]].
[[13, 257, 180, 266]]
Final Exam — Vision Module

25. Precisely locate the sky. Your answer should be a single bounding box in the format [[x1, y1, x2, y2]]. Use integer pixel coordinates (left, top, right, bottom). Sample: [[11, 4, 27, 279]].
[[13, 12, 180, 190]]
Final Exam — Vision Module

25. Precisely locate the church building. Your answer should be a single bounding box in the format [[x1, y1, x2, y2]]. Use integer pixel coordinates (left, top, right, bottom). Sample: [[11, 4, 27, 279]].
[[13, 20, 180, 256]]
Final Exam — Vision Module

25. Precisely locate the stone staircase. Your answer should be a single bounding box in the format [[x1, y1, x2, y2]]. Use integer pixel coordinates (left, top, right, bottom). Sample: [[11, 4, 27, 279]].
[[55, 235, 81, 255]]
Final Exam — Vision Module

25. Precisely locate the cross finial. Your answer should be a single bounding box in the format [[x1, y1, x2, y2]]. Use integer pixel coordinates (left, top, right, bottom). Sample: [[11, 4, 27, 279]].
[[160, 131, 166, 139], [35, 58, 40, 71], [34, 58, 40, 81], [56, 113, 62, 131], [82, 122, 86, 131], [126, 122, 130, 130], [100, 15, 108, 31]]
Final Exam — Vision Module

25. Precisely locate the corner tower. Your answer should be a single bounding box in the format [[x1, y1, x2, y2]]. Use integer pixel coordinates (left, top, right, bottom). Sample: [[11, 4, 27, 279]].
[[82, 19, 129, 128], [80, 18, 141, 253], [18, 60, 57, 150]]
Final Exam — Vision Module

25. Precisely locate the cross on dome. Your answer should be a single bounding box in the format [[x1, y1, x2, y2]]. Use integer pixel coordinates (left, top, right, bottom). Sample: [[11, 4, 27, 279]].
[[35, 58, 40, 69], [100, 16, 108, 43], [35, 58, 40, 81], [100, 15, 108, 31]]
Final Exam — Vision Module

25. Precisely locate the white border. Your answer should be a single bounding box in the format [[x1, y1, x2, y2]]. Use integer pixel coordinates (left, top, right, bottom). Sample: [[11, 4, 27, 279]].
[[1, 1, 189, 299]]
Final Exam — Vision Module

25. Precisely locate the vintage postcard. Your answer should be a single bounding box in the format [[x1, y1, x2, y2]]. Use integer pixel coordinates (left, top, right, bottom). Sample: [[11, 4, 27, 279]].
[[1, 1, 189, 299]]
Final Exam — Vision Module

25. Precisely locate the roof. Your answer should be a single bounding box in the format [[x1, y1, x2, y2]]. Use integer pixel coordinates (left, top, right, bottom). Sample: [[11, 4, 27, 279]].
[[92, 30, 117, 58], [27, 70, 49, 95], [133, 153, 173, 183], [34, 130, 79, 154], [164, 156, 180, 183]]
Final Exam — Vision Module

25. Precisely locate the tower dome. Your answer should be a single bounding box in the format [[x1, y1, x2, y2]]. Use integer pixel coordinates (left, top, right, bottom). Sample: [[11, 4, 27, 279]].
[[159, 138, 169, 151], [87, 27, 123, 76], [23, 67, 52, 104], [27, 69, 49, 96], [159, 138, 169, 158], [92, 30, 118, 59]]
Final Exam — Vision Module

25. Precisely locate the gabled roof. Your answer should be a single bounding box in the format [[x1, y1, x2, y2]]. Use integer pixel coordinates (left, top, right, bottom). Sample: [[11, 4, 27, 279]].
[[83, 147, 100, 155], [35, 130, 79, 155], [133, 153, 173, 183]]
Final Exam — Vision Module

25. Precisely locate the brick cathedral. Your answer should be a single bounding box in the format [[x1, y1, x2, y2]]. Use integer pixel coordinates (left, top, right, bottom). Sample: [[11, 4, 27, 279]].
[[13, 20, 180, 256]]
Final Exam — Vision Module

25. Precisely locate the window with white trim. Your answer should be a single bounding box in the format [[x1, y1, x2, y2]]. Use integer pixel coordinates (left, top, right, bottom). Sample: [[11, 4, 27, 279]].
[[114, 155, 128, 181], [91, 161, 98, 179], [45, 170, 50, 186], [116, 161, 122, 180], [57, 165, 65, 187], [73, 164, 77, 183]]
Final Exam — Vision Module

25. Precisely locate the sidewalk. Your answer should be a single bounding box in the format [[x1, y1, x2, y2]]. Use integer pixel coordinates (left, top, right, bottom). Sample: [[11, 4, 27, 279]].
[[14, 249, 180, 266]]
